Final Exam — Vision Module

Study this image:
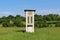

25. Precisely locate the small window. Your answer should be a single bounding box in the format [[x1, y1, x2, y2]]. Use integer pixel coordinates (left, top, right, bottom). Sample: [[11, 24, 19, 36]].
[[31, 16, 32, 23], [28, 17, 29, 23]]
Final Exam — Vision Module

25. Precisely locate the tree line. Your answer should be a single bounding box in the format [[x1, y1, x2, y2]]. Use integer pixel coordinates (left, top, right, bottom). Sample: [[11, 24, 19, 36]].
[[0, 15, 25, 27], [35, 14, 60, 27], [0, 14, 60, 27]]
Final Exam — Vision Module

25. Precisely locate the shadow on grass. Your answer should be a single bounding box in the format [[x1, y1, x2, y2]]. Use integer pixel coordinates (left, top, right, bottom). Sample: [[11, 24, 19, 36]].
[[15, 30, 26, 33]]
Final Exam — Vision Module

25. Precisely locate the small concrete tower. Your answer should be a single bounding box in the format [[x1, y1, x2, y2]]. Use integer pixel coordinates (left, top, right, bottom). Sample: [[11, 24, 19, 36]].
[[24, 10, 35, 32]]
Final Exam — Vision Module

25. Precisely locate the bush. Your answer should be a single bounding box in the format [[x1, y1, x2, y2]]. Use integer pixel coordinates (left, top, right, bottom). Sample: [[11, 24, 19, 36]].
[[42, 24, 48, 27], [2, 21, 15, 27], [14, 21, 25, 27], [55, 23, 60, 27], [2, 22, 8, 27]]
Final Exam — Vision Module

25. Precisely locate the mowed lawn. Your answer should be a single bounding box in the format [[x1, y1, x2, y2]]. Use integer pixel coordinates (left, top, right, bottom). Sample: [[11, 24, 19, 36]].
[[0, 27, 60, 40]]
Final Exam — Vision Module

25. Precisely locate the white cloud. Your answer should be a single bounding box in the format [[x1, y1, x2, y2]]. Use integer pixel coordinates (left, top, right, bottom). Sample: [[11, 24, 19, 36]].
[[0, 12, 13, 17], [37, 9, 60, 15], [0, 12, 24, 17]]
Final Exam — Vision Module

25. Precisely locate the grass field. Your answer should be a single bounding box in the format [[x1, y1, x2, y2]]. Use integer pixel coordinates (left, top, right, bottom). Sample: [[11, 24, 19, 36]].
[[0, 27, 60, 40]]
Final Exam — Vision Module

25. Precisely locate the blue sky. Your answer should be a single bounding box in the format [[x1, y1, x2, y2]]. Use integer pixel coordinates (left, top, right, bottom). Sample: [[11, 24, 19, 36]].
[[0, 0, 60, 17]]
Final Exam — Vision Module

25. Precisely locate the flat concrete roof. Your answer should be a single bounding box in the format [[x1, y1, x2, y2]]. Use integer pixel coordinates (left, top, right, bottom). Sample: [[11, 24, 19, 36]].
[[24, 10, 35, 12]]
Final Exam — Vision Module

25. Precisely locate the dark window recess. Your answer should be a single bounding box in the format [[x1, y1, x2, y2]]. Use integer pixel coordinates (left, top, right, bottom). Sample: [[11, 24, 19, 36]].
[[27, 25, 32, 27], [31, 17, 32, 23], [28, 17, 29, 23]]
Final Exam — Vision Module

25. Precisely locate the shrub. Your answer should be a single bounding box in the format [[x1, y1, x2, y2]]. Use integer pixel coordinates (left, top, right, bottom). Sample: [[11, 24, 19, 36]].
[[55, 23, 60, 27], [2, 22, 8, 27]]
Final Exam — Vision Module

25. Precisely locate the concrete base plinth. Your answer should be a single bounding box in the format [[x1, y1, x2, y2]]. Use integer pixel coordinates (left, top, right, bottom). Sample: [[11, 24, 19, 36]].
[[26, 27, 34, 32]]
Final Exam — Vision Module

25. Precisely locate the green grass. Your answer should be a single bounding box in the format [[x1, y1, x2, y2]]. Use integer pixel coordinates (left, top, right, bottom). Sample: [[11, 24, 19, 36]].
[[0, 27, 60, 40]]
